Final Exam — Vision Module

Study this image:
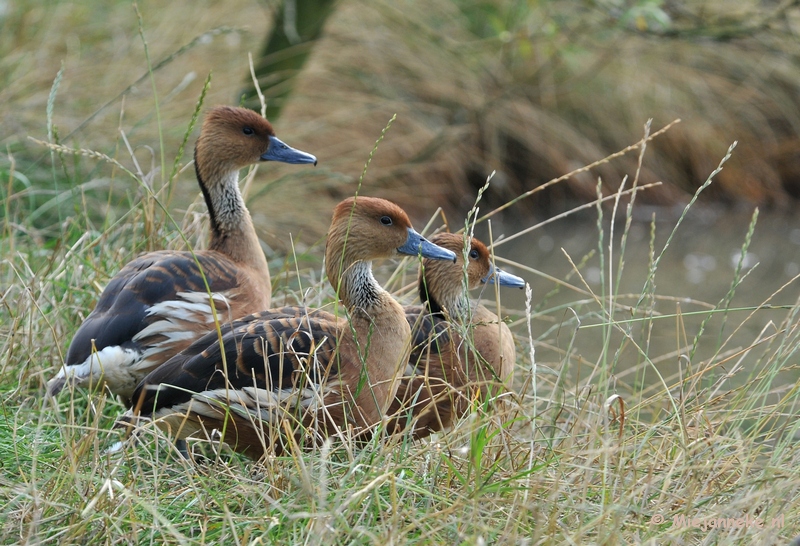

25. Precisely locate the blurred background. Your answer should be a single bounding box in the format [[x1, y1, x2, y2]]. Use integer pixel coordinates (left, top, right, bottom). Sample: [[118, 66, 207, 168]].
[[3, 0, 800, 228], [2, 0, 800, 382]]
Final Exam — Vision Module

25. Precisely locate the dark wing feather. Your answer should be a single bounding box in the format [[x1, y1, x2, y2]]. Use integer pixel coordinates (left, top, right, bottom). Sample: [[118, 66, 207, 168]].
[[66, 250, 243, 365], [132, 310, 340, 416], [405, 305, 452, 365]]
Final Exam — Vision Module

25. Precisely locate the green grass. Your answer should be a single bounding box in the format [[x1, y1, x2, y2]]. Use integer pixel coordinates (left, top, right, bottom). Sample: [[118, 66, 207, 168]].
[[4, 99, 800, 544], [3, 1, 800, 544]]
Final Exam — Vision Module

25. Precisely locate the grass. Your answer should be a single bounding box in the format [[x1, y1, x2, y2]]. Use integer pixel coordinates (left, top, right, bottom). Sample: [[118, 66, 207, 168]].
[[4, 94, 800, 544], [279, 0, 800, 220], [3, 0, 800, 544], [6, 0, 800, 241]]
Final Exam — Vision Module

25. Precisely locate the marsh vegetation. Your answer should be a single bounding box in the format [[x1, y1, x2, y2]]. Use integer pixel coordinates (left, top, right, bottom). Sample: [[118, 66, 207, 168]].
[[2, 0, 800, 543]]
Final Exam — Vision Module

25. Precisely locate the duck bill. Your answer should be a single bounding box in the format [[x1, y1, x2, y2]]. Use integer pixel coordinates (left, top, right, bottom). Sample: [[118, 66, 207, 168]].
[[482, 264, 525, 288], [261, 136, 318, 165], [398, 228, 457, 262]]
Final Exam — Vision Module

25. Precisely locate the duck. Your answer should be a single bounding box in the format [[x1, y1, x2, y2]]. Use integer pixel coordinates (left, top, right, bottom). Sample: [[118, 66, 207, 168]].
[[48, 106, 317, 403], [387, 232, 525, 439], [123, 196, 458, 459]]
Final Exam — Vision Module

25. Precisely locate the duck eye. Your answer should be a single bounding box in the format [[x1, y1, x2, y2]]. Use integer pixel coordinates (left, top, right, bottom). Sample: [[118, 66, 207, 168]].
[[380, 216, 392, 226], [469, 249, 479, 260], [242, 127, 254, 136]]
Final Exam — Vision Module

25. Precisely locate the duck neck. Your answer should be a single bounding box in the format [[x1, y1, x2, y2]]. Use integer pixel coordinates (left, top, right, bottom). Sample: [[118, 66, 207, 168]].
[[326, 256, 409, 420], [329, 260, 398, 319], [195, 150, 270, 274], [419, 272, 469, 320]]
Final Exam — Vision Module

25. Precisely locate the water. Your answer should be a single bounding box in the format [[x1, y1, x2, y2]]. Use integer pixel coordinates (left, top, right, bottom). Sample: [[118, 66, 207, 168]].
[[488, 208, 800, 393]]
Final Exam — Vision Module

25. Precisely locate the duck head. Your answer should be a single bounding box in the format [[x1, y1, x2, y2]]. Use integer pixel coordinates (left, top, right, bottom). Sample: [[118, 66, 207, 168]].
[[418, 233, 525, 313], [326, 196, 456, 270], [195, 106, 316, 184]]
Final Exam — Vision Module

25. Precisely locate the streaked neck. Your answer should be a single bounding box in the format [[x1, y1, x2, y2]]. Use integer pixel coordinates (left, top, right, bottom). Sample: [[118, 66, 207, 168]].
[[205, 172, 248, 235], [336, 261, 385, 315], [195, 156, 268, 274], [421, 276, 469, 319]]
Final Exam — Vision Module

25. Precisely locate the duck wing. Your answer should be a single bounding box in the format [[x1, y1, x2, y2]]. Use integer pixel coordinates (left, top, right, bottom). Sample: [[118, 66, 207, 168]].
[[131, 308, 341, 416]]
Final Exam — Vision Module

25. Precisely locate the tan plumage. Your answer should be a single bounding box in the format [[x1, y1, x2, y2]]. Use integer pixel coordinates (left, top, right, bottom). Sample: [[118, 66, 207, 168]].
[[124, 196, 458, 459], [388, 233, 525, 439], [48, 106, 316, 402]]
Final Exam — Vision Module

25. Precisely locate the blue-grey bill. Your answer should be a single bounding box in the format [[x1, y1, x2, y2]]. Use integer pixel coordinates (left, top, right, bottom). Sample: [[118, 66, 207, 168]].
[[482, 264, 525, 288], [262, 136, 317, 165], [398, 228, 458, 262]]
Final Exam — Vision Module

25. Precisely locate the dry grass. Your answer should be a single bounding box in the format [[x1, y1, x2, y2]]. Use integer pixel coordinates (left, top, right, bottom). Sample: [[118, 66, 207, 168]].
[[0, 0, 319, 242], [276, 0, 800, 224], [3, 1, 800, 544], [5, 1, 800, 244], [5, 99, 800, 544]]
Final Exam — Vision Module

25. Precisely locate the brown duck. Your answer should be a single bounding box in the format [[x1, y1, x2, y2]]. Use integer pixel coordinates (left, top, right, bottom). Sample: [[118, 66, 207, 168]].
[[48, 106, 316, 402], [388, 232, 524, 439], [124, 196, 457, 458]]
